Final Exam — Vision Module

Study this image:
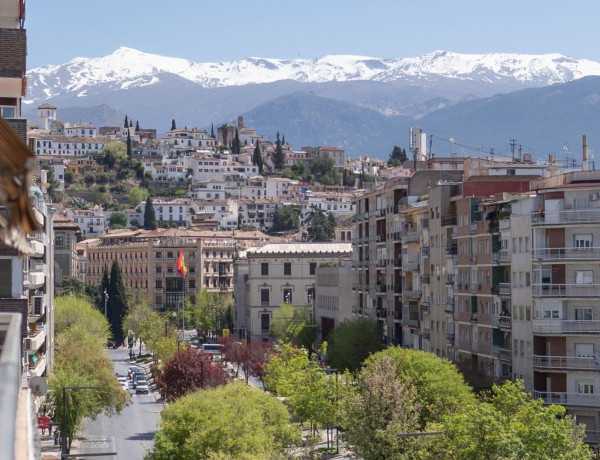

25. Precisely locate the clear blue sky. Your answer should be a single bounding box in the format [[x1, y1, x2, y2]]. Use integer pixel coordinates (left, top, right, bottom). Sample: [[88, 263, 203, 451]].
[[26, 0, 600, 68]]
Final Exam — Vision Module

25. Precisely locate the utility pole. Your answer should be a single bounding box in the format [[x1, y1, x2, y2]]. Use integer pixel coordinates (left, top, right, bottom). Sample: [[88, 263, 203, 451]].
[[509, 138, 517, 163]]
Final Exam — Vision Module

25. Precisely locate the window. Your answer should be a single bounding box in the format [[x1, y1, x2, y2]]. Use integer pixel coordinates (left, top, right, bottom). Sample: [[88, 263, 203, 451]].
[[575, 234, 593, 250], [576, 343, 594, 358], [575, 271, 593, 285], [260, 313, 270, 331], [575, 307, 593, 321], [577, 381, 595, 394], [284, 262, 292, 276], [310, 262, 317, 275], [261, 262, 269, 276], [261, 289, 270, 303], [283, 288, 292, 304], [155, 280, 162, 288]]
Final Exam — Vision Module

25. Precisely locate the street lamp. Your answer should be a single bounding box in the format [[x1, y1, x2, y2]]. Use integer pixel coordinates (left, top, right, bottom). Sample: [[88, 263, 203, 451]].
[[103, 289, 109, 319]]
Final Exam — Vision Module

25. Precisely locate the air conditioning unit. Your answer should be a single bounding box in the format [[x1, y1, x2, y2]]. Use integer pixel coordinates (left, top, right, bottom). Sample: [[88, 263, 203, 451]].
[[590, 192, 600, 201], [32, 296, 45, 316]]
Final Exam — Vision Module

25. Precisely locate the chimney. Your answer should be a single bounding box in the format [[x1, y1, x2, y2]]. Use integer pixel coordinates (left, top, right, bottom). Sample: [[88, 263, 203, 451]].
[[583, 135, 589, 171]]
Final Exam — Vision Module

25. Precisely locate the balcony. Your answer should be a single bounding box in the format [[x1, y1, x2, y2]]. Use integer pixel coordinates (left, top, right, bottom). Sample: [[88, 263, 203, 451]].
[[403, 260, 419, 272], [445, 297, 454, 314], [393, 285, 402, 294], [532, 355, 598, 371], [533, 391, 600, 407], [445, 243, 457, 255], [499, 250, 511, 263], [445, 274, 455, 285], [27, 271, 45, 289], [470, 284, 480, 294], [531, 209, 600, 226], [446, 333, 455, 345], [499, 218, 511, 230], [375, 234, 387, 243], [491, 252, 499, 264], [532, 319, 600, 334], [28, 240, 44, 258], [441, 214, 457, 226], [403, 290, 421, 300], [498, 283, 511, 296], [492, 315, 512, 329], [532, 247, 600, 262], [470, 313, 478, 322], [29, 354, 47, 378], [423, 328, 431, 340], [421, 246, 430, 256], [470, 223, 478, 234], [493, 346, 512, 362], [421, 274, 430, 284], [375, 284, 387, 293], [25, 327, 46, 352], [404, 231, 419, 244], [532, 283, 600, 298]]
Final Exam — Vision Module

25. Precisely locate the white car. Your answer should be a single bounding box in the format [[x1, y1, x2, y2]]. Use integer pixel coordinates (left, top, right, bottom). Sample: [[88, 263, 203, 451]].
[[121, 382, 129, 391], [136, 381, 150, 394]]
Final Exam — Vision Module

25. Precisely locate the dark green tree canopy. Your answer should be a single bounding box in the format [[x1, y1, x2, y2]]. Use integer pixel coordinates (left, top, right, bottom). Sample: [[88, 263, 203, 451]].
[[327, 318, 384, 372], [109, 212, 128, 229], [124, 115, 128, 128], [387, 146, 407, 167], [171, 119, 176, 130], [271, 205, 300, 232], [252, 142, 264, 174], [143, 196, 157, 230], [309, 156, 340, 185], [306, 206, 335, 242], [126, 130, 132, 157], [272, 131, 285, 171], [135, 120, 140, 132], [108, 260, 129, 346]]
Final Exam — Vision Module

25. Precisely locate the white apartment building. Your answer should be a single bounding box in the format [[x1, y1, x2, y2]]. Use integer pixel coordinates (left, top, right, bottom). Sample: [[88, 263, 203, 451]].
[[187, 180, 228, 200], [299, 192, 356, 226], [65, 123, 98, 138], [237, 199, 283, 229], [32, 136, 108, 156], [68, 205, 108, 236], [159, 128, 216, 151], [235, 243, 352, 342]]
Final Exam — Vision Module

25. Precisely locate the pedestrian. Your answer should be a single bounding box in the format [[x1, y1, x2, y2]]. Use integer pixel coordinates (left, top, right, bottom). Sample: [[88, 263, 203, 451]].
[[48, 417, 53, 436]]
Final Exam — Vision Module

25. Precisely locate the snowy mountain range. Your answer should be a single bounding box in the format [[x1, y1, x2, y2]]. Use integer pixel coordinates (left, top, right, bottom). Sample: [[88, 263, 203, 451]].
[[26, 47, 600, 104], [23, 48, 600, 159]]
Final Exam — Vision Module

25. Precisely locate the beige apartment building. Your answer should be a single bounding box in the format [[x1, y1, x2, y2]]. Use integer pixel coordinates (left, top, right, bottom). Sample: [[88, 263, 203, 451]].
[[85, 228, 270, 309]]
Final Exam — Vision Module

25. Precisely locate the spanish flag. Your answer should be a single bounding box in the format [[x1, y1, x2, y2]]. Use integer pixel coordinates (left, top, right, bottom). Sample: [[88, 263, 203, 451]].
[[177, 249, 187, 278]]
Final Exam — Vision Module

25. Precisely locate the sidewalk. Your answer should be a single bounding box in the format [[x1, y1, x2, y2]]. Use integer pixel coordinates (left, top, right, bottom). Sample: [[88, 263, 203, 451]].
[[40, 432, 81, 460]]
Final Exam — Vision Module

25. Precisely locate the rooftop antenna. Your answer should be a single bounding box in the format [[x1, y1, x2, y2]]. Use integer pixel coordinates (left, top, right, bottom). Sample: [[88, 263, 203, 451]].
[[563, 143, 569, 168], [509, 138, 517, 163]]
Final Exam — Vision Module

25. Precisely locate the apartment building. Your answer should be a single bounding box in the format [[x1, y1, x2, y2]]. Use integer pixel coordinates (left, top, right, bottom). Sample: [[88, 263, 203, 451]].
[[85, 229, 270, 309], [53, 213, 81, 285], [68, 205, 108, 236], [235, 243, 352, 342]]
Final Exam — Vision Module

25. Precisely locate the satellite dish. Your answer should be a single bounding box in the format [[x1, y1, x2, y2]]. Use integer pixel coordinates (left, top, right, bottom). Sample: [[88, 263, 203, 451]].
[[29, 377, 48, 397]]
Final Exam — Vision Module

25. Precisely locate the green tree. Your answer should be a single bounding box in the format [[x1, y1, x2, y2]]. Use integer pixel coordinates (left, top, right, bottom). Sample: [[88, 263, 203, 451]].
[[341, 356, 422, 460], [327, 318, 384, 372], [271, 303, 317, 354], [220, 123, 229, 147], [271, 205, 300, 232], [365, 347, 475, 428], [124, 115, 128, 128], [150, 382, 300, 459], [429, 380, 591, 459], [135, 120, 140, 132], [272, 131, 285, 171], [210, 122, 214, 138], [263, 342, 311, 396], [57, 276, 85, 297], [387, 145, 407, 167], [64, 170, 75, 185], [309, 156, 340, 185], [190, 289, 231, 338], [232, 129, 241, 155], [143, 196, 157, 230], [252, 142, 263, 174], [342, 169, 356, 187], [305, 206, 335, 242], [129, 186, 148, 207], [109, 212, 128, 229], [126, 130, 132, 158], [103, 141, 127, 170], [124, 295, 153, 354], [55, 296, 110, 344], [171, 119, 176, 130], [108, 260, 129, 346]]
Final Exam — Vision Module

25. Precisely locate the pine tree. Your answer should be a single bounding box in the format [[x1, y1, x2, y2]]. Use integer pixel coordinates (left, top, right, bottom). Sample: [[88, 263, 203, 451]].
[[143, 196, 157, 230], [129, 120, 133, 128], [100, 266, 110, 314], [124, 115, 129, 129], [108, 260, 128, 347], [210, 123, 215, 138], [126, 130, 132, 158], [253, 142, 264, 174], [135, 120, 140, 132], [282, 134, 285, 146], [273, 131, 285, 171], [171, 119, 176, 131], [233, 129, 241, 155]]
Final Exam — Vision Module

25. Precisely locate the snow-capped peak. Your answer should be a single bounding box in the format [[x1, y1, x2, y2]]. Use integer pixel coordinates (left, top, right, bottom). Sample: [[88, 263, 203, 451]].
[[25, 48, 600, 103]]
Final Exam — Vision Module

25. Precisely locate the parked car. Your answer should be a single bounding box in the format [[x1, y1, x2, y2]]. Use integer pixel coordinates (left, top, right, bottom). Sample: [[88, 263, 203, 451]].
[[128, 366, 140, 379], [133, 374, 147, 389], [136, 381, 150, 394]]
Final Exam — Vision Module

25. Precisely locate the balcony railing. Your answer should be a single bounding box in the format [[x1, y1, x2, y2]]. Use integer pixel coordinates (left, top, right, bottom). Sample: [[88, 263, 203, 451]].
[[446, 274, 455, 285], [533, 355, 598, 370], [445, 297, 454, 313], [532, 283, 600, 298], [493, 346, 512, 362], [532, 319, 600, 334], [404, 232, 419, 244], [499, 250, 511, 263], [499, 218, 511, 230], [492, 315, 512, 329], [532, 247, 600, 262], [441, 214, 457, 226], [533, 391, 600, 407], [470, 223, 478, 234], [446, 333, 455, 344], [25, 327, 46, 352], [532, 209, 600, 226], [403, 290, 421, 300], [491, 252, 499, 264], [498, 283, 511, 296], [421, 274, 430, 284], [423, 328, 431, 340], [403, 260, 419, 272], [445, 243, 457, 255]]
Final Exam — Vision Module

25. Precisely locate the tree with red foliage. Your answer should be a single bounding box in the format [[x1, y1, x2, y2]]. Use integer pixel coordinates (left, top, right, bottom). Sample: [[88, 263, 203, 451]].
[[218, 336, 245, 376], [245, 341, 272, 383], [160, 348, 229, 401]]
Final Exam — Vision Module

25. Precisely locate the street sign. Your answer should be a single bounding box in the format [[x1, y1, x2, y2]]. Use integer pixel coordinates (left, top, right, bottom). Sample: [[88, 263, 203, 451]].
[[222, 328, 230, 336], [38, 416, 50, 430]]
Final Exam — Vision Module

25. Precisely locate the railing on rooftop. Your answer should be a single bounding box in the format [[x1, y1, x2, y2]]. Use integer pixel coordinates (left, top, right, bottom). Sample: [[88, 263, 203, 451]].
[[532, 247, 600, 262], [531, 209, 600, 226]]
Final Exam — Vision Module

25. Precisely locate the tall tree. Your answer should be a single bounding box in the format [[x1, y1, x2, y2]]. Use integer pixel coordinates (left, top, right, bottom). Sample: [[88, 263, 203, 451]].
[[309, 156, 340, 185], [126, 130, 132, 158], [271, 205, 300, 232], [210, 122, 215, 138], [129, 120, 133, 128], [273, 131, 285, 171], [305, 206, 335, 242], [220, 124, 229, 147], [387, 146, 407, 167], [282, 134, 285, 145], [124, 115, 128, 128], [108, 260, 128, 347], [143, 196, 157, 230], [135, 120, 140, 132], [252, 142, 264, 174], [171, 119, 176, 130], [327, 318, 384, 372], [232, 129, 241, 155]]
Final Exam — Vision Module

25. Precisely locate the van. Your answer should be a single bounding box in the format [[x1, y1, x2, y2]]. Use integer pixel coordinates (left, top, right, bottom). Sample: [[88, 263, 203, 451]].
[[201, 343, 223, 357]]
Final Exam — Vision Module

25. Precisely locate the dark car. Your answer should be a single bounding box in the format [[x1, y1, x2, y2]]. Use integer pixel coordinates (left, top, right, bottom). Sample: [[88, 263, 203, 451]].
[[133, 374, 147, 389]]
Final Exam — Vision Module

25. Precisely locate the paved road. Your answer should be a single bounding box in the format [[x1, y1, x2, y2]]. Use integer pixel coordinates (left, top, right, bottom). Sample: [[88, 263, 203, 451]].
[[74, 347, 162, 460]]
